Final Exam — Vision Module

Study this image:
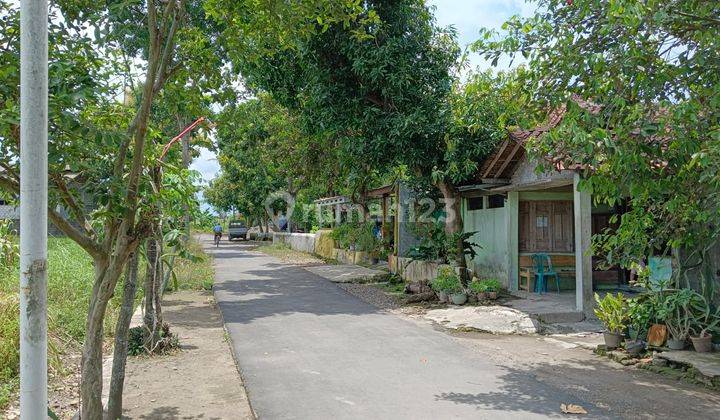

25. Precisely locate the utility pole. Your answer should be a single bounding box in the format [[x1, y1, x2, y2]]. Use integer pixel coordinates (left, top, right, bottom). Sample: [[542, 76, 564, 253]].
[[19, 0, 48, 418]]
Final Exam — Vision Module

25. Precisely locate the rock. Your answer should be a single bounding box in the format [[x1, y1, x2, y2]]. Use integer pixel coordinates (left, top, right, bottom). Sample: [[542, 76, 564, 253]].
[[304, 265, 389, 283], [652, 357, 669, 367], [405, 280, 431, 294], [424, 306, 540, 335]]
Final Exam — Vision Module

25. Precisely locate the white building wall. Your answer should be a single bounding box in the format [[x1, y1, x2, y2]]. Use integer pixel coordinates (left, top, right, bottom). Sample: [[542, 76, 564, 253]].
[[463, 200, 509, 283]]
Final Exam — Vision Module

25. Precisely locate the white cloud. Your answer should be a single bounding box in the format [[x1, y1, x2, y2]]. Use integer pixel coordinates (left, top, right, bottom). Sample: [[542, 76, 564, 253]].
[[428, 0, 537, 71], [190, 147, 220, 185]]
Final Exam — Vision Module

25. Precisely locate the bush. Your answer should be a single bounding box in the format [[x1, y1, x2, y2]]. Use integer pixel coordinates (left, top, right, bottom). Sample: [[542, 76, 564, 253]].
[[329, 222, 379, 252], [469, 278, 501, 293], [431, 266, 462, 293], [407, 221, 480, 263]]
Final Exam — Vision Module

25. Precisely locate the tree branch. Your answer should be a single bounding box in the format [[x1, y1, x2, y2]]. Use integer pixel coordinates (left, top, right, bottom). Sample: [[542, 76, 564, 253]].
[[51, 174, 96, 237], [48, 208, 104, 260]]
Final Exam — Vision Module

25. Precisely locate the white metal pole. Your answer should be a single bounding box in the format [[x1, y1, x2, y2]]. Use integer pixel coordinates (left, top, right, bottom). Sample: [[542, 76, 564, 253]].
[[19, 0, 48, 418]]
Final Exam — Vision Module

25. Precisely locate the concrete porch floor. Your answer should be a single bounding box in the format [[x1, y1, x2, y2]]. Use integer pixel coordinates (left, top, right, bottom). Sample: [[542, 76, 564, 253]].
[[504, 291, 584, 323]]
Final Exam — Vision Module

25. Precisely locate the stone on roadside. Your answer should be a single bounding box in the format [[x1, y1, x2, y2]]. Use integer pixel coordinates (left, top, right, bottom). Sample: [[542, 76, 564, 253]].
[[424, 306, 539, 335]]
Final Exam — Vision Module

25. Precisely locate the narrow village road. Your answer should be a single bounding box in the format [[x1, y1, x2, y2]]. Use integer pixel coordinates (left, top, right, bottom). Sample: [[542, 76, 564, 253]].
[[204, 237, 720, 420]]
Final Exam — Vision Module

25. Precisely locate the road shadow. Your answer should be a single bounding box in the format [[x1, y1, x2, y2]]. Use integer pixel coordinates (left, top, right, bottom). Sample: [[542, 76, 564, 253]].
[[125, 405, 222, 420], [212, 262, 381, 325], [434, 357, 720, 419]]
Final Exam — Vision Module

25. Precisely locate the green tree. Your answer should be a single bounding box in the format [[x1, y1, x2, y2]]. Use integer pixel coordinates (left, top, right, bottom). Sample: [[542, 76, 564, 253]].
[[228, 1, 532, 272], [474, 0, 720, 291]]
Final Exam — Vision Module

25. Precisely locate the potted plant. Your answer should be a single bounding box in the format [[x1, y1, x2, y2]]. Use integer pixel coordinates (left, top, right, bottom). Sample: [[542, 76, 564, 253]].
[[631, 264, 668, 347], [626, 298, 650, 354], [689, 294, 719, 353], [479, 279, 501, 300], [594, 292, 628, 350], [431, 267, 463, 304], [468, 278, 484, 300], [658, 288, 696, 350]]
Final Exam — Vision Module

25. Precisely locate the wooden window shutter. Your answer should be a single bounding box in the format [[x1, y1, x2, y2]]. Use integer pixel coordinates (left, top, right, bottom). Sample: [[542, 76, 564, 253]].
[[519, 201, 531, 252], [533, 201, 552, 251], [551, 201, 574, 252]]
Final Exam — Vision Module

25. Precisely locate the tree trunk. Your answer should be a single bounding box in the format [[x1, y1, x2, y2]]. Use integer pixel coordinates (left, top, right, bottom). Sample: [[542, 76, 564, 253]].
[[81, 239, 134, 418], [153, 236, 164, 332], [143, 237, 160, 349], [107, 251, 139, 419], [436, 181, 469, 284]]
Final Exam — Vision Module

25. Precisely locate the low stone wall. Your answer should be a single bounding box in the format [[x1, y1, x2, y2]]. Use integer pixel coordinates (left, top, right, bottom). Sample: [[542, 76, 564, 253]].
[[334, 249, 370, 265], [314, 229, 335, 259], [272, 232, 317, 253], [394, 257, 449, 283]]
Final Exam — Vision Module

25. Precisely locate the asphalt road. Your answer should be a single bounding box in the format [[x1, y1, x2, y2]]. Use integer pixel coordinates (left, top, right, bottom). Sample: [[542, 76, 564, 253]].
[[205, 237, 614, 420]]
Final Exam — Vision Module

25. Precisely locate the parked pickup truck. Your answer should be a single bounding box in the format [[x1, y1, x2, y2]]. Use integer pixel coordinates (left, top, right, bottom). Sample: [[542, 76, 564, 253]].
[[228, 220, 249, 241]]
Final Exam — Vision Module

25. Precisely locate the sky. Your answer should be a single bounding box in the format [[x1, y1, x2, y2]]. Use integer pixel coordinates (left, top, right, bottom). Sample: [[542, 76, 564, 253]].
[[189, 0, 537, 188]]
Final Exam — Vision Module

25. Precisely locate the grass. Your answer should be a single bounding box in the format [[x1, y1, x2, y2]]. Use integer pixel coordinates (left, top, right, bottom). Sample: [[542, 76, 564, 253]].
[[0, 236, 120, 408], [166, 236, 215, 291], [376, 275, 406, 295], [0, 235, 214, 409]]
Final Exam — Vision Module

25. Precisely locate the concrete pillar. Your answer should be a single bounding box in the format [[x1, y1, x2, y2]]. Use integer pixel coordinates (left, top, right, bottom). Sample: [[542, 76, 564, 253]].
[[506, 191, 519, 291], [573, 173, 593, 313], [334, 203, 341, 226]]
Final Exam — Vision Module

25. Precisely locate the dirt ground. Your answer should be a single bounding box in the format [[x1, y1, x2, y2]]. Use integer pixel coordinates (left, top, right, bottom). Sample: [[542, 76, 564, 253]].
[[120, 290, 254, 419]]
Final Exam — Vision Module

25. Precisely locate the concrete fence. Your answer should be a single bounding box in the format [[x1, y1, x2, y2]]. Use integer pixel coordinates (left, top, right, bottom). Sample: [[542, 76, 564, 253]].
[[394, 257, 450, 283], [272, 231, 453, 283], [272, 232, 317, 254]]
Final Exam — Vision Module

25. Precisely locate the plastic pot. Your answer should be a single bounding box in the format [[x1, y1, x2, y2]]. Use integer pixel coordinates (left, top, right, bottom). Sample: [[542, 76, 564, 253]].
[[603, 331, 623, 350], [667, 338, 686, 350], [450, 292, 468, 305], [690, 333, 713, 353]]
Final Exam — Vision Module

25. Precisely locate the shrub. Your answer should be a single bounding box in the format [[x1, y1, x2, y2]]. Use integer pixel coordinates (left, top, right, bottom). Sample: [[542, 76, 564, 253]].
[[469, 278, 501, 293], [407, 221, 480, 263], [329, 222, 379, 252], [431, 266, 462, 293]]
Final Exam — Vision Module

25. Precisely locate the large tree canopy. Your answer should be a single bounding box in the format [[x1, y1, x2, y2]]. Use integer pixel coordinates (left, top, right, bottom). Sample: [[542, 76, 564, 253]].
[[474, 0, 720, 279], [229, 0, 459, 177]]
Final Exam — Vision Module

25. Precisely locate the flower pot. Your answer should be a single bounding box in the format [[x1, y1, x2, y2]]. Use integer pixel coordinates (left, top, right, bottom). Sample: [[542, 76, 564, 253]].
[[487, 291, 498, 300], [437, 291, 448, 303], [603, 331, 623, 350], [667, 338, 686, 350], [450, 292, 468, 305], [690, 333, 713, 353], [476, 292, 487, 301]]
